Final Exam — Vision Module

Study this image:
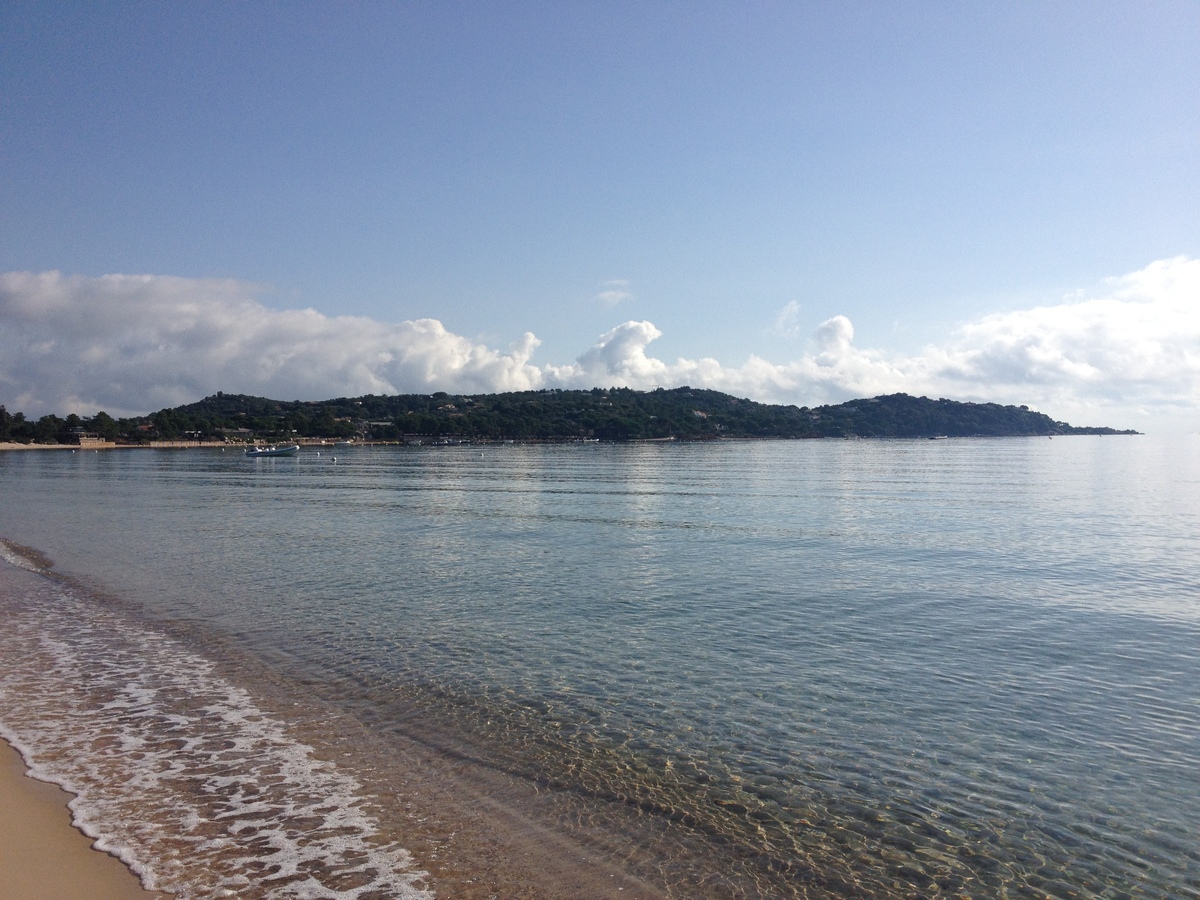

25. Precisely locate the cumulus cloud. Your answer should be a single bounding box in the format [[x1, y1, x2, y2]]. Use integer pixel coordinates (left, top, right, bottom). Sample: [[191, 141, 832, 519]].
[[555, 259, 1200, 427], [2, 258, 1197, 429], [904, 256, 1200, 431], [931, 257, 1200, 415], [552, 312, 908, 407], [0, 271, 544, 417], [556, 321, 670, 385]]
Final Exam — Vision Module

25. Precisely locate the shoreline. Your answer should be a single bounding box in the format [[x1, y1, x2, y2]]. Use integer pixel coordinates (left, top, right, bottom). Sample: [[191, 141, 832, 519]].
[[0, 442, 82, 450], [0, 549, 673, 899], [0, 433, 1138, 456], [0, 736, 160, 899]]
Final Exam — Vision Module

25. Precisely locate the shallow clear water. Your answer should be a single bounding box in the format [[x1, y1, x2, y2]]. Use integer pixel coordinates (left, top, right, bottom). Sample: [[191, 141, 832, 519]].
[[2, 437, 1199, 897]]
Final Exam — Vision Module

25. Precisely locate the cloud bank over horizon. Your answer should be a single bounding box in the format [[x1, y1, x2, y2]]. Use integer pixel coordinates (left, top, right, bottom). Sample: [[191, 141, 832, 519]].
[[2, 258, 1197, 431]]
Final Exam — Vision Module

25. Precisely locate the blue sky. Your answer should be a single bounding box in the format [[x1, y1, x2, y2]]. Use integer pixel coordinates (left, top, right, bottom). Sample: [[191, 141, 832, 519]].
[[2, 2, 1198, 431]]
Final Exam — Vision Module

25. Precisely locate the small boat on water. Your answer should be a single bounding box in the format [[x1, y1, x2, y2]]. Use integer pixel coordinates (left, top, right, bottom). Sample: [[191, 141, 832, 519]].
[[245, 444, 301, 457]]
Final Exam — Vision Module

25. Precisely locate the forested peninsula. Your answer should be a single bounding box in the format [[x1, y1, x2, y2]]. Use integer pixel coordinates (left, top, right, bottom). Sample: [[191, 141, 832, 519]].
[[0, 389, 1138, 446]]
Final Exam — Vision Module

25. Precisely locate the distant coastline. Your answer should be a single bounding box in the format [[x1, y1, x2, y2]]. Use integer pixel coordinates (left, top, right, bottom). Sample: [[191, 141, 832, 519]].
[[0, 389, 1139, 448]]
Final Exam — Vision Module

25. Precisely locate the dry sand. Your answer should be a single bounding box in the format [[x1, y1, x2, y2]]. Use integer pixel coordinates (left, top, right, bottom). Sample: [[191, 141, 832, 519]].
[[0, 443, 78, 451], [0, 737, 159, 899]]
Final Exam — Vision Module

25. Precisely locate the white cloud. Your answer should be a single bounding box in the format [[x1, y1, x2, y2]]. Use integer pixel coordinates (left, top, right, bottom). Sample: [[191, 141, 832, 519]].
[[2, 258, 1197, 431], [919, 256, 1200, 426], [553, 312, 909, 408], [551, 321, 669, 386], [595, 279, 633, 307], [555, 259, 1200, 429], [0, 271, 544, 417]]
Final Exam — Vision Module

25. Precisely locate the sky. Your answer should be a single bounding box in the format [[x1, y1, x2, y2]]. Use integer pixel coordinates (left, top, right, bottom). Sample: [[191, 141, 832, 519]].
[[1, 2, 1198, 433]]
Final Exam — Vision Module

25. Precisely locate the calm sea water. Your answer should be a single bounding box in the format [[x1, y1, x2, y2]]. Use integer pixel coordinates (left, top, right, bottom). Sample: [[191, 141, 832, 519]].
[[1, 436, 1198, 898]]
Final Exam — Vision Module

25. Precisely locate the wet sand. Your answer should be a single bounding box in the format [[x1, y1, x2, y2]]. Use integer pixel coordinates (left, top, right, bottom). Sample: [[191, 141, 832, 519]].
[[0, 722, 672, 900], [0, 738, 161, 899]]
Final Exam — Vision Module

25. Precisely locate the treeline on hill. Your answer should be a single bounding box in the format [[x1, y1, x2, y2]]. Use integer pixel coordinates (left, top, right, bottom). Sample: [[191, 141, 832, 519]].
[[0, 389, 1137, 445]]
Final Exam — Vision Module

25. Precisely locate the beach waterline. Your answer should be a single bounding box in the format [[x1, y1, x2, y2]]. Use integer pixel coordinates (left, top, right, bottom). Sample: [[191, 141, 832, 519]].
[[0, 735, 162, 900], [0, 547, 699, 898]]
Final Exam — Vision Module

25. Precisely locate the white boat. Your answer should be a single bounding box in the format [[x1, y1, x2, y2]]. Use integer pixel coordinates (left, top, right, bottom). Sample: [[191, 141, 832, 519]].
[[245, 444, 301, 457]]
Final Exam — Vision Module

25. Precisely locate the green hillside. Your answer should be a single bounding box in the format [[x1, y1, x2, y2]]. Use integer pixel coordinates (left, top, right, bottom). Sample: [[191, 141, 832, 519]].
[[1, 389, 1138, 444]]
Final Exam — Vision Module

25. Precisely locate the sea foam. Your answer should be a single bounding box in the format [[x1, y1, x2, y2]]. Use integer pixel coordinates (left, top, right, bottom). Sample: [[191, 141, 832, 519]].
[[0, 546, 432, 899]]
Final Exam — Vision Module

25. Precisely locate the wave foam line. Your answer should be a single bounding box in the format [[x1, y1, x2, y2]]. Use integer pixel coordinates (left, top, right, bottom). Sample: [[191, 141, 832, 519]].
[[0, 554, 432, 899]]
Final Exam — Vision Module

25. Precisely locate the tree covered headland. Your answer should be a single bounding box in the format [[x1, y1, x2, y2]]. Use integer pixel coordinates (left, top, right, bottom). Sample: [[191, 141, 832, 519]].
[[0, 389, 1137, 445]]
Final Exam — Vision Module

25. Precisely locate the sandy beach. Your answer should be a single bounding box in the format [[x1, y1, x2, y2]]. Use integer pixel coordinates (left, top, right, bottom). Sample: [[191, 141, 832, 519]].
[[0, 442, 80, 451], [0, 738, 159, 900]]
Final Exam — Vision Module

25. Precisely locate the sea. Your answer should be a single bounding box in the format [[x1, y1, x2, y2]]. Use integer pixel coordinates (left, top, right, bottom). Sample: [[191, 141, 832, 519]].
[[1, 435, 1198, 899]]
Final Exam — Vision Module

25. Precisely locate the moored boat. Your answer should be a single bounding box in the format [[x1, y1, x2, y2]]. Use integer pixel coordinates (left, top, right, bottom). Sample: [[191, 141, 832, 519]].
[[245, 444, 300, 457]]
